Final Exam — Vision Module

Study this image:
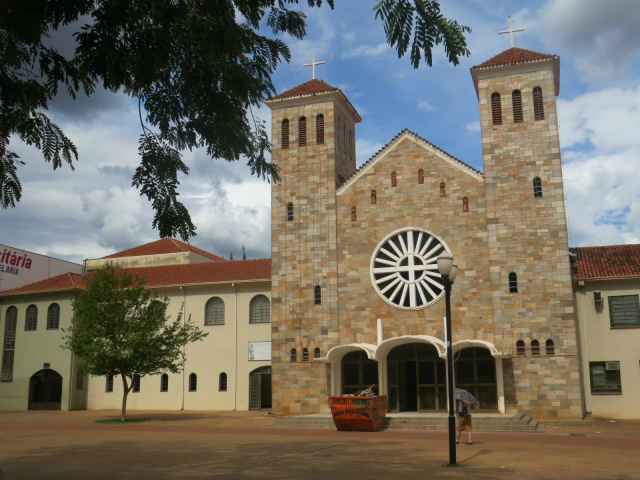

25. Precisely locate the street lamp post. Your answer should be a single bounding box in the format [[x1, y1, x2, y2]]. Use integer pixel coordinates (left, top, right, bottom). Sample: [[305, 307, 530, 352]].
[[437, 254, 458, 467]]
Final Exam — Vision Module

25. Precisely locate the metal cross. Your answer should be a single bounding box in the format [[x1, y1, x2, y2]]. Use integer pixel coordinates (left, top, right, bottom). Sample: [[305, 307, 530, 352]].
[[498, 17, 524, 48], [303, 53, 325, 80]]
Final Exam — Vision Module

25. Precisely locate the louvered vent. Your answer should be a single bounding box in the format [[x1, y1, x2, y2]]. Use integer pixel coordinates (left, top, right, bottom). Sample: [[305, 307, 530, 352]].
[[281, 119, 289, 148], [316, 114, 324, 144], [533, 87, 544, 120], [491, 92, 502, 125], [512, 90, 523, 123], [299, 116, 307, 146]]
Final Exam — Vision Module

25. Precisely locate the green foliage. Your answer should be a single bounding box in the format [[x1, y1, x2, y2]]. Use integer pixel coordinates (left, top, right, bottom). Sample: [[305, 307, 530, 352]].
[[1, 0, 467, 239]]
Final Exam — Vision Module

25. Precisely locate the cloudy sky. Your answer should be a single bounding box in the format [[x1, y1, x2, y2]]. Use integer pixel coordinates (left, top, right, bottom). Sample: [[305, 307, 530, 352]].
[[5, 0, 640, 263]]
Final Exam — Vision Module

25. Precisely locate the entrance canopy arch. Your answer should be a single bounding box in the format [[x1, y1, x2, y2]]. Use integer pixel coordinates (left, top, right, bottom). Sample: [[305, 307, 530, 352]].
[[325, 343, 376, 363], [452, 339, 509, 358], [374, 335, 446, 361]]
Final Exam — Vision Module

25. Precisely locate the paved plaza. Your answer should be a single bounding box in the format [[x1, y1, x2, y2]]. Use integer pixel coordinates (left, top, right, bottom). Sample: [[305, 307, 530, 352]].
[[0, 411, 638, 479]]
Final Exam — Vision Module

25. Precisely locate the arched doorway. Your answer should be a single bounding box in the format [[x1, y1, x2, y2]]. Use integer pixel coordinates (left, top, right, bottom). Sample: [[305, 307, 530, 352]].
[[29, 369, 62, 410], [341, 351, 379, 395], [249, 366, 271, 410], [454, 347, 498, 411], [387, 343, 446, 412]]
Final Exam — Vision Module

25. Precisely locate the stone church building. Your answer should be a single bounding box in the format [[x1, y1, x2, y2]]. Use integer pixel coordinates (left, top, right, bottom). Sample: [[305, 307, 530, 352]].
[[267, 47, 582, 419]]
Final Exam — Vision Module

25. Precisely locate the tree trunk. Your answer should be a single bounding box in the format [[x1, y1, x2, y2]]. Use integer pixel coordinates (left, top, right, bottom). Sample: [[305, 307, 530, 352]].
[[121, 374, 130, 422]]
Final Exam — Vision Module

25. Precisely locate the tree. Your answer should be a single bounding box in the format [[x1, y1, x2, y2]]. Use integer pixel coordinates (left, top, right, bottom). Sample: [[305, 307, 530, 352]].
[[1, 1, 470, 240], [63, 264, 207, 421]]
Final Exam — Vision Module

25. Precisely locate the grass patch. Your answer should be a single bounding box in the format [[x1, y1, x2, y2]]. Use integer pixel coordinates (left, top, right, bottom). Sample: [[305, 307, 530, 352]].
[[96, 418, 151, 424]]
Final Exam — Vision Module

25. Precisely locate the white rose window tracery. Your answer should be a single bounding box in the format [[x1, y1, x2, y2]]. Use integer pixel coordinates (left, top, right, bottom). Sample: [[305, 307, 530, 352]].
[[370, 228, 450, 310]]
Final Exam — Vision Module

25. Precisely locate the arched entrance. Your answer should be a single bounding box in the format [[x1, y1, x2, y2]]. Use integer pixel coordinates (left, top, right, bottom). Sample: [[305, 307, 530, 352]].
[[29, 369, 62, 410], [341, 351, 379, 395], [387, 343, 446, 412], [454, 347, 498, 411], [249, 366, 271, 410]]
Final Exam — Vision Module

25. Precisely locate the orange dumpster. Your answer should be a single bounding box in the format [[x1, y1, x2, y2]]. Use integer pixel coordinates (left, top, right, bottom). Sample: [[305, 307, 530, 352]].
[[329, 395, 388, 432]]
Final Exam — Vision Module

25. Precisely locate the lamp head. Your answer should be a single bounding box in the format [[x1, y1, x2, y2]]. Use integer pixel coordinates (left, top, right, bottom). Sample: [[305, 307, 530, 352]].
[[437, 253, 454, 276], [450, 265, 459, 283]]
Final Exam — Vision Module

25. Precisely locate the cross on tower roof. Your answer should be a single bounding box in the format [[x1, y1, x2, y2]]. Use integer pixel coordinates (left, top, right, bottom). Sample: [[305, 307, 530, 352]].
[[498, 17, 524, 48], [303, 53, 325, 80]]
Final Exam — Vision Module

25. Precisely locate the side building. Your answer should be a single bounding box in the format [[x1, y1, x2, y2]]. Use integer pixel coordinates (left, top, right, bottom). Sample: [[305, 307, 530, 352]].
[[0, 239, 272, 412]]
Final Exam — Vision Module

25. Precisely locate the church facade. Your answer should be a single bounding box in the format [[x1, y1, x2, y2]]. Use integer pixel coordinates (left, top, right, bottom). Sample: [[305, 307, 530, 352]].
[[267, 47, 583, 419]]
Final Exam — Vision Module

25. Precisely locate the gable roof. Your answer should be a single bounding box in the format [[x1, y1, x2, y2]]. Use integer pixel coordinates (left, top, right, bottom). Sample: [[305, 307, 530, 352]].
[[270, 79, 338, 100], [103, 238, 226, 262], [571, 245, 640, 280], [0, 259, 271, 297], [337, 129, 483, 194]]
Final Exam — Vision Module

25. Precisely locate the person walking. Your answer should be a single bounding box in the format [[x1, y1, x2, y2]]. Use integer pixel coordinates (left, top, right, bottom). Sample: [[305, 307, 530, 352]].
[[456, 400, 473, 445]]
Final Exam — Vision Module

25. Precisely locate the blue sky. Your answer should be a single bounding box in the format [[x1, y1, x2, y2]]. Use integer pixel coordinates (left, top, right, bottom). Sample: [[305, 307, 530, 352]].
[[4, 0, 640, 262]]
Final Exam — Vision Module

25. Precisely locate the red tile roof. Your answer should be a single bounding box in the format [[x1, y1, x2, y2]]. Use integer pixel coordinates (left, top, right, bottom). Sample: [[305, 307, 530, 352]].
[[0, 259, 271, 296], [103, 238, 226, 262], [270, 79, 338, 100], [571, 245, 640, 279], [471, 47, 558, 70]]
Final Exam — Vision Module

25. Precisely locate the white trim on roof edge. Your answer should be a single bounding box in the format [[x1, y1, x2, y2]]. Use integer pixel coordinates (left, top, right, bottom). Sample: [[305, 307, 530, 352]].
[[337, 131, 483, 195]]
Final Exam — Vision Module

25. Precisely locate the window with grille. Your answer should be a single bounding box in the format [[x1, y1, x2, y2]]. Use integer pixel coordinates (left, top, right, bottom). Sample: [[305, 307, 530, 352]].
[[290, 348, 297, 362], [219, 372, 227, 391], [302, 348, 309, 362], [463, 197, 469, 212], [281, 119, 289, 148], [512, 90, 523, 123], [533, 177, 543, 197], [314, 347, 321, 359], [608, 295, 640, 327], [160, 374, 168, 392], [47, 303, 60, 329], [299, 116, 307, 146], [314, 285, 321, 305], [189, 373, 197, 392], [287, 202, 294, 221], [249, 295, 270, 324], [316, 114, 324, 144], [1, 306, 18, 381], [25, 304, 37, 331], [76, 370, 84, 390], [204, 297, 225, 325], [509, 272, 518, 293], [106, 375, 114, 392], [491, 92, 502, 125], [516, 340, 525, 356], [132, 374, 141, 393], [545, 339, 555, 355], [531, 340, 540, 356], [440, 182, 446, 196], [589, 361, 621, 394], [533, 87, 544, 120]]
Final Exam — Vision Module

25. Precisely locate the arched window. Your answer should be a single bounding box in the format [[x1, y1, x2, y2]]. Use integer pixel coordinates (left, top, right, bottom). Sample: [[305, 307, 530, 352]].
[[1, 306, 18, 381], [316, 114, 324, 144], [509, 272, 518, 293], [463, 197, 469, 212], [106, 375, 114, 392], [351, 206, 357, 221], [531, 340, 540, 356], [132, 374, 141, 393], [47, 303, 60, 330], [440, 182, 446, 197], [371, 189, 377, 204], [418, 169, 424, 184], [204, 297, 225, 325], [391, 171, 397, 187], [533, 177, 543, 197], [281, 119, 289, 148], [512, 89, 523, 123], [491, 92, 502, 125], [219, 372, 227, 392], [314, 285, 321, 305], [250, 295, 270, 324], [298, 116, 307, 146], [533, 87, 544, 120], [290, 348, 297, 362], [545, 339, 555, 356], [302, 348, 309, 362], [314, 347, 321, 359], [516, 340, 525, 356], [160, 374, 168, 392], [25, 304, 38, 331], [189, 373, 197, 392], [287, 202, 294, 221]]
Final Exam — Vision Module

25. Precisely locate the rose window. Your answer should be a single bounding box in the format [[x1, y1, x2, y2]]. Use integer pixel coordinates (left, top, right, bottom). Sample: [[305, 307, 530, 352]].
[[370, 228, 450, 310]]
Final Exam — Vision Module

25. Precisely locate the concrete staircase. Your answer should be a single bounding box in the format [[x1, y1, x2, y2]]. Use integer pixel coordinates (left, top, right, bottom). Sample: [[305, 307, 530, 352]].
[[273, 411, 545, 432]]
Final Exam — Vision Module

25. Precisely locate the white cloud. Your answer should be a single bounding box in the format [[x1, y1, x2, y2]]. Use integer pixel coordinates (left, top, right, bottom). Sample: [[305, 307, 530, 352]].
[[465, 121, 480, 132], [418, 101, 434, 112], [342, 43, 388, 60], [356, 138, 384, 166]]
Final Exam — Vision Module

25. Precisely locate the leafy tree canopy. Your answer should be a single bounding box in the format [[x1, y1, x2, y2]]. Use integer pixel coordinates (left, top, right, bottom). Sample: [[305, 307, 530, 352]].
[[1, 0, 470, 240], [62, 263, 207, 420]]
